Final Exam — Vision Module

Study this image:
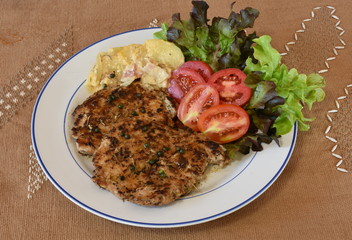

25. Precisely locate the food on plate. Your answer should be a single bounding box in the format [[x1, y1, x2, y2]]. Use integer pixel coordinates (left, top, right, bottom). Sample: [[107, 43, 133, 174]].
[[72, 80, 228, 206], [71, 82, 176, 155], [92, 120, 228, 206], [208, 68, 252, 106], [178, 61, 213, 81], [197, 104, 250, 144], [86, 39, 184, 92], [71, 0, 326, 206], [177, 84, 219, 131], [155, 0, 326, 158], [223, 35, 325, 158], [167, 67, 206, 102], [243, 35, 326, 135]]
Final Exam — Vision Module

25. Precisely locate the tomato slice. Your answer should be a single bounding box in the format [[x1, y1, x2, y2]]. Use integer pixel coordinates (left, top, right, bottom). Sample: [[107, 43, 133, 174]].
[[168, 68, 205, 102], [179, 61, 213, 81], [197, 104, 250, 144], [208, 68, 252, 106], [177, 84, 220, 131]]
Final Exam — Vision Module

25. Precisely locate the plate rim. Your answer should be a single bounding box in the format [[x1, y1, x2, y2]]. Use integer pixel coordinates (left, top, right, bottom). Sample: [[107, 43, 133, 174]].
[[31, 27, 297, 228]]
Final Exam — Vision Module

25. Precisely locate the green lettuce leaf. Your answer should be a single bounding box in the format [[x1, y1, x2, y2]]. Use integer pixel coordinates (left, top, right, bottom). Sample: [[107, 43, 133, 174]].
[[244, 35, 326, 135], [153, 23, 168, 40], [248, 80, 277, 109], [245, 35, 281, 79]]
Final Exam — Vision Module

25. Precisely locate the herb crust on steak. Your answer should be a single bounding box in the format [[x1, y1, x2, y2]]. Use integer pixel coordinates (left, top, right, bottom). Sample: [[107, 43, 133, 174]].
[[71, 81, 229, 206]]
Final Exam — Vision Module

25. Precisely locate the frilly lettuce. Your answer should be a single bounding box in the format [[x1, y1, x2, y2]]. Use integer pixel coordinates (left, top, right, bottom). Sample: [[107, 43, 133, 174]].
[[244, 35, 326, 135], [153, 1, 260, 71]]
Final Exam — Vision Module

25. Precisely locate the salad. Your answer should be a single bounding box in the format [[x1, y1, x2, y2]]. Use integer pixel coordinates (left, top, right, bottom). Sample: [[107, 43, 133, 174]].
[[154, 0, 326, 158]]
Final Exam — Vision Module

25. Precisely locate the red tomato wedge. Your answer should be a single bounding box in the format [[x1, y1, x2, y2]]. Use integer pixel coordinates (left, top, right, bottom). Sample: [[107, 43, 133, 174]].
[[168, 68, 205, 102], [208, 68, 252, 106], [197, 104, 250, 144], [177, 84, 220, 131], [179, 61, 213, 81]]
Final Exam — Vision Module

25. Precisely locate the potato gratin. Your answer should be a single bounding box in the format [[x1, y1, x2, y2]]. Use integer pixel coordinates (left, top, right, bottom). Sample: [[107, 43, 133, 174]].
[[86, 39, 184, 92]]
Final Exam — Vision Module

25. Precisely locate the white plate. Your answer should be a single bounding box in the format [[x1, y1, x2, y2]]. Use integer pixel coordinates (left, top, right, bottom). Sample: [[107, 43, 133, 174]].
[[31, 28, 297, 228]]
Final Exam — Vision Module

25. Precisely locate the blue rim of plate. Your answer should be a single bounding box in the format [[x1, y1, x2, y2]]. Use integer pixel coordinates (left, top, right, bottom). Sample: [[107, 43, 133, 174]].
[[31, 27, 297, 228]]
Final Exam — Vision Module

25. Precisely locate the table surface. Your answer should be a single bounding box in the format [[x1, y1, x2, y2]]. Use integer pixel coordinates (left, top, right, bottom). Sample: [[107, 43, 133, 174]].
[[1, 0, 352, 239]]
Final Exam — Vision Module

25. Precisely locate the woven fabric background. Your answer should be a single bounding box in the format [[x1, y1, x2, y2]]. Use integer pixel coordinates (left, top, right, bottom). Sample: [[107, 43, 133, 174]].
[[1, 0, 352, 239]]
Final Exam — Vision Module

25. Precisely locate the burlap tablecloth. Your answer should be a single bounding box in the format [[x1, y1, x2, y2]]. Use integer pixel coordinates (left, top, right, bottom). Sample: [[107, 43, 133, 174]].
[[1, 0, 352, 239]]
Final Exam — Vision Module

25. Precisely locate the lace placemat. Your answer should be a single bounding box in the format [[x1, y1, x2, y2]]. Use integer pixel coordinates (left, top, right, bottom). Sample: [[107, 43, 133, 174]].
[[0, 27, 73, 129], [0, 27, 73, 198], [277, 6, 348, 173], [325, 86, 352, 173], [280, 6, 345, 74]]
